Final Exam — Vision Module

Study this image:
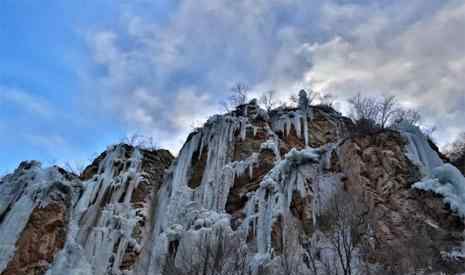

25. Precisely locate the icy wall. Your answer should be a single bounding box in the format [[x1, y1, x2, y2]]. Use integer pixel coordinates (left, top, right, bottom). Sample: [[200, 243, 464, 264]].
[[132, 101, 354, 275], [1, 98, 465, 275]]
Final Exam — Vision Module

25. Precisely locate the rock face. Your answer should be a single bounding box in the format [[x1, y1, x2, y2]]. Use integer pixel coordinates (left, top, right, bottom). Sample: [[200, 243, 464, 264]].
[[338, 131, 465, 273], [0, 162, 79, 275], [0, 147, 173, 275], [1, 99, 464, 275], [453, 155, 465, 176]]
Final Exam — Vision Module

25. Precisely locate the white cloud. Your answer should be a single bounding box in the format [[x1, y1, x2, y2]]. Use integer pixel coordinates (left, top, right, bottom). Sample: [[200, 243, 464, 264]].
[[0, 86, 53, 118], [171, 88, 219, 130], [82, 0, 465, 151], [303, 0, 465, 145]]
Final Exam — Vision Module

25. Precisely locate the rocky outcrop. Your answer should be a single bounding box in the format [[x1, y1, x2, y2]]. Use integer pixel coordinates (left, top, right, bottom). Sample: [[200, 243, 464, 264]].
[[453, 155, 465, 176], [0, 162, 79, 275], [51, 145, 173, 275], [0, 146, 173, 275], [2, 194, 69, 275], [1, 96, 464, 275], [338, 131, 465, 274]]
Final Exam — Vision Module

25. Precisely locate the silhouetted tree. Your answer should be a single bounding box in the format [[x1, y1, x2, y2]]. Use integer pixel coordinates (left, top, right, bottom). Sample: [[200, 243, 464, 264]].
[[447, 132, 465, 162], [221, 83, 250, 112], [260, 90, 280, 111], [162, 227, 249, 275]]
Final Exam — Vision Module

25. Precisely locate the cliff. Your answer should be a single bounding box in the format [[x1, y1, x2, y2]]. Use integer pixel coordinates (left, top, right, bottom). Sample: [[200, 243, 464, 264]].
[[1, 100, 464, 275]]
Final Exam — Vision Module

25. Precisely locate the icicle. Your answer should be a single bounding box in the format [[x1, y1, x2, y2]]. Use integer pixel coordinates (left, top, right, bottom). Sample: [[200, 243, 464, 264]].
[[312, 179, 320, 228], [249, 164, 254, 179], [303, 110, 310, 147], [292, 112, 302, 138], [260, 139, 281, 161], [198, 133, 205, 161], [285, 116, 292, 136]]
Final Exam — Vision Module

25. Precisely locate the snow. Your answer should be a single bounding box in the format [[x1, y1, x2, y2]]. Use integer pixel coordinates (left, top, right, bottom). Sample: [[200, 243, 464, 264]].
[[413, 164, 465, 218]]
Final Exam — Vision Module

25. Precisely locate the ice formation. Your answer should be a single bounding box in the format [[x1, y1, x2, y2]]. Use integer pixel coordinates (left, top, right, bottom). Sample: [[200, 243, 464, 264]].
[[0, 161, 80, 273], [271, 109, 312, 147], [47, 145, 147, 275], [401, 123, 465, 219], [399, 122, 443, 176], [2, 99, 465, 275], [131, 101, 348, 274], [260, 139, 281, 160], [0, 101, 367, 275], [413, 164, 465, 218]]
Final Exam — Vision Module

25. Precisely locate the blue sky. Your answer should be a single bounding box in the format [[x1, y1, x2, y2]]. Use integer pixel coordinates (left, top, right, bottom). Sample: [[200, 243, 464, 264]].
[[1, 0, 464, 173], [0, 0, 123, 172]]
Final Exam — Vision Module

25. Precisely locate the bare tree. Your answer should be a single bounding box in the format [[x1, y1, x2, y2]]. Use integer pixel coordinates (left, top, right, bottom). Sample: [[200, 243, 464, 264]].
[[260, 90, 280, 112], [287, 90, 319, 109], [348, 94, 380, 128], [289, 95, 299, 107], [63, 161, 86, 176], [121, 133, 158, 151], [230, 83, 249, 106], [302, 89, 320, 106], [446, 132, 465, 161], [276, 219, 307, 275], [162, 227, 249, 275], [221, 83, 250, 112], [348, 94, 401, 129], [378, 96, 397, 129], [301, 237, 320, 275], [323, 190, 371, 275], [392, 108, 422, 126]]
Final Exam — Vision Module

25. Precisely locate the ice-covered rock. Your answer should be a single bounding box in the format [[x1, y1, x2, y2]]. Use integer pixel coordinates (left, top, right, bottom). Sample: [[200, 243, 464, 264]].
[[414, 164, 465, 218], [399, 122, 443, 176], [0, 161, 80, 275], [1, 99, 464, 275], [47, 144, 173, 275]]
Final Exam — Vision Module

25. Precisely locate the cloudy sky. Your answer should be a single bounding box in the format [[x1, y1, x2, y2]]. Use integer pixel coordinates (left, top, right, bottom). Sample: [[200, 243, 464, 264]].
[[1, 0, 464, 172]]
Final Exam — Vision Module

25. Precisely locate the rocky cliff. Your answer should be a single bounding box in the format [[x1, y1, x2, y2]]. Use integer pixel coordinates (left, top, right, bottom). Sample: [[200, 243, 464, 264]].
[[453, 156, 465, 176], [1, 99, 464, 275]]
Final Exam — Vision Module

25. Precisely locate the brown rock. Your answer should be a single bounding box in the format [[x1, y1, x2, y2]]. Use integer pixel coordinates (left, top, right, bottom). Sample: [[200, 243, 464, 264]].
[[338, 130, 465, 273], [2, 184, 71, 275]]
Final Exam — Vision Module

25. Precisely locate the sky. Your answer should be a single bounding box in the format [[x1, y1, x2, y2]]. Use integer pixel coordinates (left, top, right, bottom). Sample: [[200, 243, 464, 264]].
[[1, 0, 464, 173]]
